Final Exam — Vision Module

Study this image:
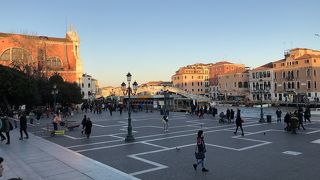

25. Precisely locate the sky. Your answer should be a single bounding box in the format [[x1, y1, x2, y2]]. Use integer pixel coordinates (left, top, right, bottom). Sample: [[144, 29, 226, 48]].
[[1, 0, 320, 87]]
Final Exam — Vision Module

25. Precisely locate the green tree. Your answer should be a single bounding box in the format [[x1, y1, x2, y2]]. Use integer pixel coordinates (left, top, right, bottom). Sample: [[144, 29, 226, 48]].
[[0, 65, 40, 111]]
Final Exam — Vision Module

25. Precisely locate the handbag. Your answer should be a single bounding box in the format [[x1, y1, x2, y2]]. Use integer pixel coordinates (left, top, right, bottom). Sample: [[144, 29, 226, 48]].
[[194, 144, 205, 159], [195, 152, 205, 159]]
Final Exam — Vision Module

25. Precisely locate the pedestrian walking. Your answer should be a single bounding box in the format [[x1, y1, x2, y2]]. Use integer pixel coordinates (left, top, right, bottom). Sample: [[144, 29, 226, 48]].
[[81, 115, 87, 134], [276, 108, 282, 122], [284, 112, 290, 131], [230, 109, 235, 123], [119, 105, 123, 115], [85, 117, 92, 138], [304, 107, 311, 123], [193, 130, 209, 172], [0, 115, 12, 144], [51, 112, 61, 135], [19, 112, 29, 140], [234, 109, 244, 136], [297, 108, 306, 130], [226, 109, 231, 123], [162, 115, 169, 132], [108, 105, 113, 116], [290, 112, 298, 134]]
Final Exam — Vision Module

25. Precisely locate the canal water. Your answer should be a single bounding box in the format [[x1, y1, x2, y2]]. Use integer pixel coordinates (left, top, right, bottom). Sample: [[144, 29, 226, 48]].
[[215, 106, 297, 119]]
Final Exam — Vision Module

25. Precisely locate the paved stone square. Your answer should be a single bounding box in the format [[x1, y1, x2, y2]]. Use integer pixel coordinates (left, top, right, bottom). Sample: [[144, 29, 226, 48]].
[[28, 108, 320, 180]]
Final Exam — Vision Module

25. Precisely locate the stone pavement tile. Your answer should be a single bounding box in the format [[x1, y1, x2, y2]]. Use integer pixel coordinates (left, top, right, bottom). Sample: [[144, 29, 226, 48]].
[[46, 171, 93, 180], [29, 159, 74, 177]]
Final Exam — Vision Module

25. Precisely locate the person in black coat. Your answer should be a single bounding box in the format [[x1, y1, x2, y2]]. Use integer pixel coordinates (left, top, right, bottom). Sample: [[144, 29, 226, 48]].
[[234, 109, 244, 136], [19, 113, 29, 140], [84, 118, 92, 138], [297, 108, 305, 130]]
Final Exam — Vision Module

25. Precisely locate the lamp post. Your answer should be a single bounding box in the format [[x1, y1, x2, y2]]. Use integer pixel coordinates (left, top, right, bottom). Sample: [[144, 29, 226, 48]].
[[121, 72, 138, 142], [51, 84, 59, 113], [257, 79, 270, 123]]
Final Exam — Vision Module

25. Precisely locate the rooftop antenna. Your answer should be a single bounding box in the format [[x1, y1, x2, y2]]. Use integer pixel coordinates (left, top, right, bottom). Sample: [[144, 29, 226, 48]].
[[65, 16, 68, 34]]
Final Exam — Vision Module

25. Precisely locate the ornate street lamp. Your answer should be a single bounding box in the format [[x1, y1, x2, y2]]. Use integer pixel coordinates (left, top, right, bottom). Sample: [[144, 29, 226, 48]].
[[257, 79, 270, 123], [51, 84, 59, 113], [121, 72, 138, 142], [161, 86, 169, 116]]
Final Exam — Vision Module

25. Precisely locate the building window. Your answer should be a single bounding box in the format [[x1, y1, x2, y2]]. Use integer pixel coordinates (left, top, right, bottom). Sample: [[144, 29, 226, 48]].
[[291, 82, 294, 89], [238, 82, 243, 88], [0, 48, 32, 63], [297, 82, 300, 89], [283, 82, 286, 90], [82, 83, 84, 88], [308, 93, 311, 97], [47, 57, 62, 68], [274, 72, 277, 79], [308, 81, 311, 89], [315, 81, 317, 89], [234, 82, 237, 88], [252, 73, 255, 79], [185, 83, 187, 86], [267, 71, 270, 77], [274, 83, 277, 90], [307, 69, 311, 77], [192, 82, 194, 86], [282, 72, 286, 78], [185, 76, 187, 79], [244, 82, 248, 88], [305, 59, 310, 64], [314, 70, 317, 76], [297, 70, 299, 77], [198, 89, 200, 92], [88, 83, 91, 88], [192, 89, 194, 92], [192, 76, 193, 79]]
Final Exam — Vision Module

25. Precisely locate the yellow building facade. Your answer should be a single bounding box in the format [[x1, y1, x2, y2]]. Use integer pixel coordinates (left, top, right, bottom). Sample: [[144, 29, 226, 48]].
[[273, 48, 320, 103]]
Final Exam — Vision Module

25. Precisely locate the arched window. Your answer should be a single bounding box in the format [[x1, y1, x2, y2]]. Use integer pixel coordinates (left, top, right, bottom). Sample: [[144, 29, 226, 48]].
[[46, 57, 61, 68], [0, 48, 32, 63], [0, 49, 10, 61]]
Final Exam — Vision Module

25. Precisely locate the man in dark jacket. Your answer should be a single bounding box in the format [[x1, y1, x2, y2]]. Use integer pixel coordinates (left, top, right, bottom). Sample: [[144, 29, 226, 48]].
[[85, 118, 92, 139], [19, 112, 29, 140]]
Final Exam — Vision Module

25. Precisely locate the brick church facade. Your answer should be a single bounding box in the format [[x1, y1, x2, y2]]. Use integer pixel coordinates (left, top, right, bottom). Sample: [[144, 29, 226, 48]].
[[0, 26, 83, 83]]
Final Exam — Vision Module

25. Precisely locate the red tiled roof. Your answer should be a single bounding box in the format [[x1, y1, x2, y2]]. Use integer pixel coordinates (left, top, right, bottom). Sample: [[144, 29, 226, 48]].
[[253, 62, 273, 70], [273, 59, 285, 63], [0, 32, 71, 42]]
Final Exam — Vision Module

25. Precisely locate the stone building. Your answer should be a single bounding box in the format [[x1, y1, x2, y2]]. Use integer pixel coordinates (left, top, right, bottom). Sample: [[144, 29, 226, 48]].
[[0, 26, 83, 83], [171, 63, 210, 96], [272, 48, 320, 103], [249, 63, 275, 102], [208, 61, 245, 99], [217, 69, 250, 101]]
